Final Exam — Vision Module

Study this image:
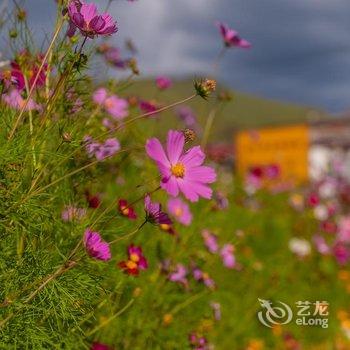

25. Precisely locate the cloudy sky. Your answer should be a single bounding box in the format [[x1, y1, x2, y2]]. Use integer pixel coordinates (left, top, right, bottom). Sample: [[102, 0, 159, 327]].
[[5, 0, 350, 112]]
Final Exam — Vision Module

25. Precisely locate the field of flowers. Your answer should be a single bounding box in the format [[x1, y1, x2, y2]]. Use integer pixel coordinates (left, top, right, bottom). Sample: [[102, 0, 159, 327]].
[[1, 1, 350, 349]]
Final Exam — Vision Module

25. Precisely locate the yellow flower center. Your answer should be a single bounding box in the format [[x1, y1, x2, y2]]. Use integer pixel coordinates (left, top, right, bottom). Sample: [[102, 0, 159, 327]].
[[121, 206, 130, 216], [130, 253, 140, 263], [126, 260, 138, 269], [171, 162, 185, 178], [160, 224, 171, 231], [105, 97, 115, 109], [175, 207, 183, 217]]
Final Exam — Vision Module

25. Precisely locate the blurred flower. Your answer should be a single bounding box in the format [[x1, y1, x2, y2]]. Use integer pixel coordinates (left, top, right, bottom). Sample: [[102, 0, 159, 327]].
[[85, 191, 101, 209], [193, 267, 215, 289], [289, 193, 304, 211], [168, 263, 188, 287], [220, 243, 236, 269], [333, 243, 350, 265], [98, 45, 130, 69], [313, 235, 331, 255], [84, 229, 111, 261], [201, 230, 218, 253], [155, 76, 172, 90], [313, 204, 328, 221], [93, 88, 129, 120], [288, 238, 311, 258], [307, 192, 320, 207], [144, 194, 172, 225], [118, 244, 148, 275], [159, 223, 176, 235], [118, 199, 137, 220], [84, 135, 120, 161], [139, 99, 158, 115], [167, 197, 192, 226], [61, 206, 86, 222], [67, 1, 118, 38], [91, 342, 111, 350], [337, 217, 350, 243], [189, 332, 209, 350], [146, 130, 216, 202], [2, 89, 39, 111], [216, 22, 251, 48], [210, 302, 221, 321], [212, 191, 229, 210], [176, 106, 198, 129]]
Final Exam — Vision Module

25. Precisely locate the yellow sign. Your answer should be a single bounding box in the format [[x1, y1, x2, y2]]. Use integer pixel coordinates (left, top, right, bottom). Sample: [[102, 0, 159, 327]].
[[235, 124, 309, 184]]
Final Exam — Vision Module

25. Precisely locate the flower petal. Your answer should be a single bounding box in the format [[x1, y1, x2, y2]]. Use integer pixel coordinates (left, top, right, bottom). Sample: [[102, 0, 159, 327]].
[[166, 130, 184, 164]]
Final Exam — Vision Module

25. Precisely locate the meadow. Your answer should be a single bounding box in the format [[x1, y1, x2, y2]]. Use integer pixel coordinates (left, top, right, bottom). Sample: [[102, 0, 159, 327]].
[[0, 1, 350, 349]]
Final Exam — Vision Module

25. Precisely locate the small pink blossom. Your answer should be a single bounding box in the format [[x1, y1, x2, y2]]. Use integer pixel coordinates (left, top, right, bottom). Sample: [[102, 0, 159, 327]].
[[201, 229, 218, 253], [167, 198, 192, 226], [84, 229, 111, 261], [146, 130, 216, 202], [67, 1, 118, 38], [168, 264, 188, 287], [220, 244, 236, 269], [118, 244, 148, 275], [216, 22, 251, 48], [155, 76, 172, 90]]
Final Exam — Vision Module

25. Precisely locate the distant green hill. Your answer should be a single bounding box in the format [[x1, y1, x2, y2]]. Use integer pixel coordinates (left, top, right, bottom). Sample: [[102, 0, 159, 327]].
[[121, 78, 329, 142]]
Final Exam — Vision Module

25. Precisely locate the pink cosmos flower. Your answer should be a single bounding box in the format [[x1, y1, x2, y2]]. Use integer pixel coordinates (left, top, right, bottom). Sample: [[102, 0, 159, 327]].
[[93, 88, 129, 120], [156, 76, 172, 90], [146, 130, 216, 202], [2, 89, 39, 111], [118, 244, 148, 275], [216, 22, 251, 49], [144, 195, 172, 225], [220, 244, 236, 269], [201, 229, 218, 253], [168, 264, 188, 287], [67, 1, 118, 38], [167, 198, 192, 226], [84, 228, 111, 261], [176, 106, 198, 129]]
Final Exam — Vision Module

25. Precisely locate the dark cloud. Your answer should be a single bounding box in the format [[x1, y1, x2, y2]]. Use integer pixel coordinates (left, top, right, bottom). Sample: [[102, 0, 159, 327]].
[[9, 0, 350, 112]]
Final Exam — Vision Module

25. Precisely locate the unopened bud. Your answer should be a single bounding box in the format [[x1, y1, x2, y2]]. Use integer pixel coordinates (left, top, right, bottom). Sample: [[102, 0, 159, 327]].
[[183, 128, 196, 143]]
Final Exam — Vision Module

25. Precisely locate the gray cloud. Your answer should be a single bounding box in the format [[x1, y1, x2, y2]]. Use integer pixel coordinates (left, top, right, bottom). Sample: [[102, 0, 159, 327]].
[[6, 0, 350, 112]]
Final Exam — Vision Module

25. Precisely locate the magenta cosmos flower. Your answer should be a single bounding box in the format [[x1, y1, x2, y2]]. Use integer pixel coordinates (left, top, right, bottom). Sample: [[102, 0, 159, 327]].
[[84, 228, 111, 261], [216, 22, 251, 49], [201, 229, 218, 253], [156, 76, 172, 90], [67, 1, 118, 38], [144, 195, 172, 225], [118, 244, 148, 275], [167, 197, 192, 226], [146, 130, 216, 202]]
